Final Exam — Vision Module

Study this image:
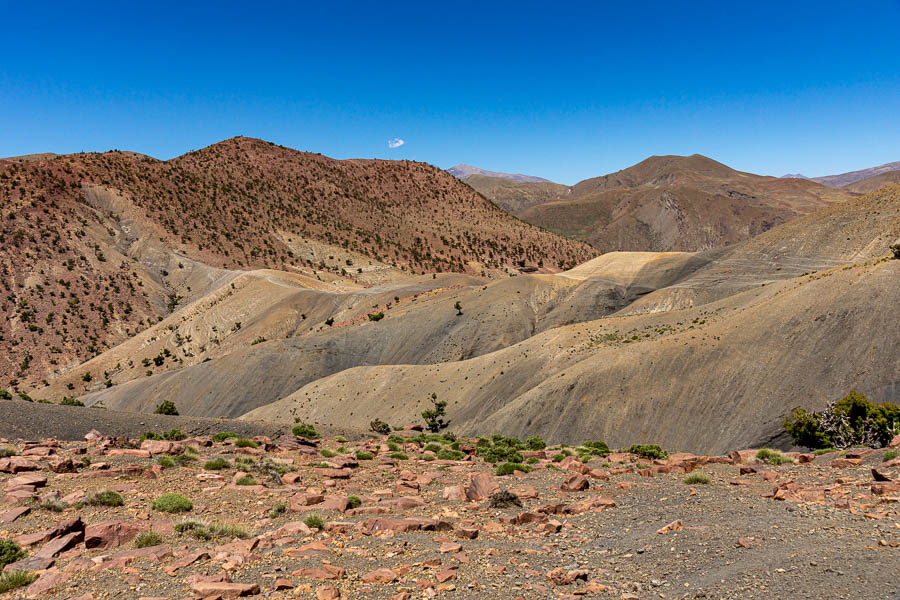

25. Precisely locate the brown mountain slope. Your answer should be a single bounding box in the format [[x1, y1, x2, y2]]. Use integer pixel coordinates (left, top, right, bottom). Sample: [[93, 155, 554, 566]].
[[0, 138, 594, 391], [842, 169, 900, 194], [462, 174, 570, 213], [242, 185, 900, 453], [468, 154, 855, 252]]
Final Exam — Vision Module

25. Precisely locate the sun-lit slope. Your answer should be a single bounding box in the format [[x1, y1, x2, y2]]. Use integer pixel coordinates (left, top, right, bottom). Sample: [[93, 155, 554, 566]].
[[244, 257, 899, 454], [56, 249, 705, 416], [3, 138, 595, 390], [471, 154, 854, 253], [842, 170, 900, 194]]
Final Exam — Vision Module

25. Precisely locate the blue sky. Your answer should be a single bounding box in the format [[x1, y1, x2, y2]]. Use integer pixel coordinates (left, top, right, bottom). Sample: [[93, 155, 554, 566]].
[[1, 1, 899, 184]]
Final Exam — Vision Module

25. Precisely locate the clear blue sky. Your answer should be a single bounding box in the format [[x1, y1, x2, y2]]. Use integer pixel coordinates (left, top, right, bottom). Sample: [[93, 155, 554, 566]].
[[2, 0, 899, 184]]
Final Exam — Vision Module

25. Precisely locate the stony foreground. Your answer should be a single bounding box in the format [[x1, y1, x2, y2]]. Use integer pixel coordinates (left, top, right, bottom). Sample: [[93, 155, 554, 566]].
[[1, 429, 898, 600]]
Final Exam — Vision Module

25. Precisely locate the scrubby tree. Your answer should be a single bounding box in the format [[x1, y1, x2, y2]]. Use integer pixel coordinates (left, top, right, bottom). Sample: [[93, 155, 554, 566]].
[[784, 391, 899, 449], [154, 400, 179, 415], [422, 392, 448, 433]]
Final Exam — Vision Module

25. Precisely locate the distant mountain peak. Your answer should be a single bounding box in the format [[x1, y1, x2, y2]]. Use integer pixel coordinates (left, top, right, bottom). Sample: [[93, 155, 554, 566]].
[[780, 173, 809, 179], [447, 164, 551, 183]]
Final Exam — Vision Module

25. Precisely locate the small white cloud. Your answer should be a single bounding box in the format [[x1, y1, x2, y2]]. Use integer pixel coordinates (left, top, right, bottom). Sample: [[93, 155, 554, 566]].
[[388, 138, 405, 149]]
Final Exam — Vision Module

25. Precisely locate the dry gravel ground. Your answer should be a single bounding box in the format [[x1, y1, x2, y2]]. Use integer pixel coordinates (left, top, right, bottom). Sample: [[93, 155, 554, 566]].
[[0, 426, 897, 600]]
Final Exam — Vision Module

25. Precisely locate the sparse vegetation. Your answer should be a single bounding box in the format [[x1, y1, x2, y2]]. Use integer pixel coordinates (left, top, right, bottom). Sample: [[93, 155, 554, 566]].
[[292, 423, 318, 439], [152, 493, 192, 513], [623, 444, 668, 460], [0, 540, 26, 570], [234, 438, 258, 448], [784, 391, 900, 449], [369, 418, 391, 435], [488, 490, 522, 508], [268, 502, 287, 519], [347, 495, 362, 509], [204, 457, 231, 470], [526, 435, 546, 450], [684, 472, 711, 484], [495, 461, 530, 476], [60, 396, 84, 406], [0, 571, 38, 594], [153, 400, 179, 415], [134, 531, 162, 548], [422, 392, 448, 433], [355, 451, 373, 460], [235, 475, 257, 486], [87, 490, 124, 507], [213, 432, 238, 442], [303, 514, 325, 529], [883, 449, 899, 462], [755, 448, 794, 466]]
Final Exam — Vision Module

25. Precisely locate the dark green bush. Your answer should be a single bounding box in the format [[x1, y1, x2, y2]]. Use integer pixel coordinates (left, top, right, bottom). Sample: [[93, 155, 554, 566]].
[[436, 448, 465, 461], [60, 396, 84, 406], [494, 462, 530, 476], [784, 391, 900, 449], [623, 444, 668, 460], [234, 438, 258, 448], [0, 540, 26, 569], [88, 490, 124, 507], [213, 432, 238, 442], [292, 424, 318, 439], [369, 419, 391, 435], [152, 493, 192, 513], [154, 400, 179, 415], [204, 457, 231, 470], [134, 531, 161, 548], [525, 435, 546, 450]]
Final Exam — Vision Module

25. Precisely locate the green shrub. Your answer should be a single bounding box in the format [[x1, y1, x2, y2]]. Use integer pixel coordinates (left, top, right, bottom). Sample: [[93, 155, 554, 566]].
[[755, 448, 794, 466], [389, 452, 409, 460], [0, 389, 11, 400], [88, 490, 124, 507], [526, 456, 539, 464], [154, 400, 179, 415], [320, 448, 338, 458], [157, 456, 176, 468], [209, 523, 249, 539], [40, 500, 66, 512], [60, 396, 84, 407], [478, 436, 525, 464], [891, 243, 900, 259], [292, 424, 318, 439], [369, 419, 391, 435], [367, 312, 384, 321], [581, 440, 610, 455], [423, 454, 435, 461], [213, 432, 238, 442], [623, 444, 669, 460], [203, 456, 231, 471], [884, 450, 899, 462], [234, 475, 257, 486], [174, 453, 196, 465], [784, 392, 900, 449], [134, 531, 161, 548], [152, 493, 192, 513], [812, 448, 836, 456], [268, 502, 287, 519], [355, 451, 373, 460], [234, 438, 258, 448], [436, 448, 465, 461], [0, 571, 38, 594], [140, 430, 164, 442], [526, 435, 546, 450], [495, 462, 530, 476], [0, 447, 17, 458], [423, 442, 443, 453], [303, 514, 325, 529], [347, 495, 362, 509], [551, 452, 566, 462], [174, 519, 206, 534], [683, 472, 711, 485], [422, 393, 448, 433], [0, 540, 26, 569], [386, 441, 400, 452]]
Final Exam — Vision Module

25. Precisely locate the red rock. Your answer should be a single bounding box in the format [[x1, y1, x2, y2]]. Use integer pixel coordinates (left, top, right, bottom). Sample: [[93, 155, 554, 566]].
[[797, 453, 815, 464], [889, 434, 900, 448], [191, 581, 260, 597], [560, 473, 589, 492], [442, 485, 466, 501], [456, 526, 479, 539], [47, 457, 76, 473], [563, 496, 616, 514], [313, 467, 352, 479], [36, 530, 84, 558], [140, 440, 183, 455], [656, 519, 683, 534], [290, 493, 325, 510], [439, 541, 462, 553], [381, 495, 425, 510], [282, 472, 302, 484], [546, 568, 588, 585], [25, 567, 70, 596], [436, 567, 457, 583], [3, 555, 55, 574], [832, 458, 862, 468], [84, 520, 142, 549], [466, 471, 499, 501], [536, 520, 563, 534], [0, 456, 41, 473], [362, 568, 399, 583], [0, 506, 30, 524], [272, 578, 294, 590], [107, 449, 151, 458], [295, 564, 346, 580], [6, 472, 47, 490], [316, 586, 342, 599]]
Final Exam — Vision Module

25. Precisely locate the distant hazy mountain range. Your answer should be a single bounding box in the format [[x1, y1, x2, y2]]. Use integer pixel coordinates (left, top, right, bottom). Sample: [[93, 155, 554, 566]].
[[781, 160, 900, 187], [447, 163, 551, 183]]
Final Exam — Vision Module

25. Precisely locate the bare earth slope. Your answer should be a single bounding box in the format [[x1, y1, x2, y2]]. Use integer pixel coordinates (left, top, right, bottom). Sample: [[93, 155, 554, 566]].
[[469, 154, 855, 252], [843, 169, 900, 194], [243, 185, 900, 453], [0, 139, 594, 390]]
